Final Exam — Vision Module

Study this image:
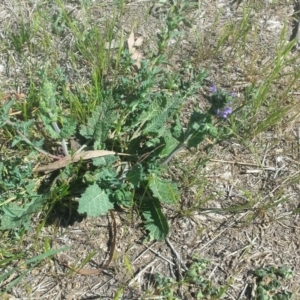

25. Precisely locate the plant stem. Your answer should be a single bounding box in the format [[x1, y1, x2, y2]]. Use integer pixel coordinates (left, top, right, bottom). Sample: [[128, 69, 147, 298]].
[[160, 142, 185, 165], [160, 131, 195, 165], [48, 112, 69, 156], [3, 118, 61, 160]]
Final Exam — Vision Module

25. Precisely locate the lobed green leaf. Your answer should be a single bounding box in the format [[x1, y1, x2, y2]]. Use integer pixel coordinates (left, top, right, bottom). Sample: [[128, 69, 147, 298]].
[[78, 184, 113, 217], [149, 173, 179, 204], [142, 197, 169, 240]]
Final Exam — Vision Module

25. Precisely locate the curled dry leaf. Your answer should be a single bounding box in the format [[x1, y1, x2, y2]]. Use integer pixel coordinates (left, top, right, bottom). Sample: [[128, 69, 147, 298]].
[[127, 32, 135, 52], [131, 50, 143, 69], [1, 92, 25, 101], [127, 32, 144, 69], [134, 36, 143, 47]]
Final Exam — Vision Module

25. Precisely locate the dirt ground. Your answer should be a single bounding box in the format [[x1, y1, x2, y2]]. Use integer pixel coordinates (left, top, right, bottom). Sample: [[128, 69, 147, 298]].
[[1, 0, 300, 299]]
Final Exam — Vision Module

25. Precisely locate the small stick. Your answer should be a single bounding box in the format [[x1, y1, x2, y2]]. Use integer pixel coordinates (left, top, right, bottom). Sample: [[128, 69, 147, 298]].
[[237, 283, 248, 300], [226, 185, 234, 199], [166, 238, 187, 272], [143, 244, 175, 266], [243, 167, 286, 174], [210, 158, 270, 167], [261, 142, 269, 167], [132, 242, 157, 264], [128, 258, 158, 286]]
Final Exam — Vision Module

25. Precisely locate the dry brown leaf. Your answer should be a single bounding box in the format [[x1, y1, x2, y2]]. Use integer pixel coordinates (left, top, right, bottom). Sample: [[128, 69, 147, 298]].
[[1, 92, 25, 101], [34, 150, 130, 174], [127, 31, 144, 69], [127, 32, 135, 53], [134, 36, 143, 47], [131, 50, 143, 69]]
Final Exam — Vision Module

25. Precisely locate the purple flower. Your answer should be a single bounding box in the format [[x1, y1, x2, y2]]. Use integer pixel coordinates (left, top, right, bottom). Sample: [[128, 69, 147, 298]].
[[215, 106, 232, 119], [209, 85, 217, 93]]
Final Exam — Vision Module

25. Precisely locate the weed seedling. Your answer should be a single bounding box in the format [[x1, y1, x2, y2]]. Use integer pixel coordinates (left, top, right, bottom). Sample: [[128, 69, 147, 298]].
[[253, 266, 294, 300], [154, 258, 226, 299]]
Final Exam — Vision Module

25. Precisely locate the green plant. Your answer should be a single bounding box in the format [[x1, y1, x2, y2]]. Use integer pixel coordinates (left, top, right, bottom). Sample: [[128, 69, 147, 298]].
[[154, 273, 178, 299], [253, 266, 294, 300], [0, 0, 240, 240], [154, 258, 226, 299], [8, 22, 31, 53], [1, 0, 300, 298]]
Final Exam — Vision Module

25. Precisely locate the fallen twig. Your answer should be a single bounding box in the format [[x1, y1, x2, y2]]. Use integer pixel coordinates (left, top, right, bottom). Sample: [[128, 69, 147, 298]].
[[128, 258, 158, 286]]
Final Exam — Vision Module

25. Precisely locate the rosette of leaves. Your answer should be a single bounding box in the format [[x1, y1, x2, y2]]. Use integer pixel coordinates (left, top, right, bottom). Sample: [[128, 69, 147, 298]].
[[254, 266, 293, 300]]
